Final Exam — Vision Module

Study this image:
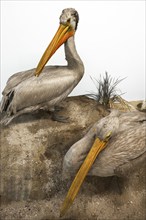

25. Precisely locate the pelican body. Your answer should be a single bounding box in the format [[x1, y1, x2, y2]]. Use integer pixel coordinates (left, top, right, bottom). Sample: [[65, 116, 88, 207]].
[[1, 8, 84, 124], [61, 110, 146, 217], [63, 110, 146, 177]]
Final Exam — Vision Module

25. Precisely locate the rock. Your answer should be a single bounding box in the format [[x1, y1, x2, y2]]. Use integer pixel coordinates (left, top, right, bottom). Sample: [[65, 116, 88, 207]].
[[0, 96, 108, 204], [0, 96, 145, 220], [137, 100, 146, 112]]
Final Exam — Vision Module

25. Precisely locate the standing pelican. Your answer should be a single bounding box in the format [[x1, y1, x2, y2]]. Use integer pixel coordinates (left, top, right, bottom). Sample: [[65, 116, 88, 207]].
[[1, 8, 84, 125], [61, 110, 146, 216]]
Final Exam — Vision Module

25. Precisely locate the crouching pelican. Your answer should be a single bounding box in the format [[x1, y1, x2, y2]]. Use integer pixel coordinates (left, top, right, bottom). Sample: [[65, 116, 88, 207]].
[[1, 8, 84, 125], [61, 110, 146, 216]]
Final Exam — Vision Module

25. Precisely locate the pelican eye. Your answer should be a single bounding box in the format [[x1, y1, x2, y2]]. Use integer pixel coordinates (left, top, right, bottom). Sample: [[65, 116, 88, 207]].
[[104, 132, 112, 142]]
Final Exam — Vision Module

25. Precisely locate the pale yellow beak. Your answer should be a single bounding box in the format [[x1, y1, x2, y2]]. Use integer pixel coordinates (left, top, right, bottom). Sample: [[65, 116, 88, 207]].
[[60, 132, 111, 217], [35, 24, 75, 76]]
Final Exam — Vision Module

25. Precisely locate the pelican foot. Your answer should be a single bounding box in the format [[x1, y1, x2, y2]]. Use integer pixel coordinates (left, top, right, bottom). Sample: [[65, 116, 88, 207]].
[[51, 112, 69, 123], [54, 105, 64, 112]]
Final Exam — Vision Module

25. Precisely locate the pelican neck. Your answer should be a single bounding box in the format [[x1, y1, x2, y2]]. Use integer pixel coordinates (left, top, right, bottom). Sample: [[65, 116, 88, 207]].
[[64, 36, 84, 70]]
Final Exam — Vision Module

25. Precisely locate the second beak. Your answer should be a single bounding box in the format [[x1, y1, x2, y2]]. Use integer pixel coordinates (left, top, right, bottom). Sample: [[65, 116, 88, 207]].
[[60, 132, 111, 217], [35, 24, 75, 76]]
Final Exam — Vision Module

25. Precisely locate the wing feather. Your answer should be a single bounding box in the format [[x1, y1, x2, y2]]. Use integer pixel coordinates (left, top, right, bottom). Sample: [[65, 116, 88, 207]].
[[2, 66, 58, 95], [1, 67, 76, 113]]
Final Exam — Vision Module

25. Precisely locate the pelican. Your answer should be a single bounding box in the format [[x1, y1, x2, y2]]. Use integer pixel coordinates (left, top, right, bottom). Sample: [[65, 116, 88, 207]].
[[61, 110, 146, 216], [1, 8, 84, 125]]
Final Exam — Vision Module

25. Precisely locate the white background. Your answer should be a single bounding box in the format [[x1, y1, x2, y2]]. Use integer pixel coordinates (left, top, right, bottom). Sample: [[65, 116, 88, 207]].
[[1, 1, 145, 101]]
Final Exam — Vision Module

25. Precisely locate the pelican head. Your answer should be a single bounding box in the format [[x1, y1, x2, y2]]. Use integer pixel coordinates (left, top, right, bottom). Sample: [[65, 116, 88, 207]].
[[60, 8, 79, 30], [35, 8, 79, 76]]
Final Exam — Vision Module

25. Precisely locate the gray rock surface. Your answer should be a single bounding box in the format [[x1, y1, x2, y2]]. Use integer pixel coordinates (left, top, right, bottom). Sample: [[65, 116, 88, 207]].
[[0, 96, 145, 220]]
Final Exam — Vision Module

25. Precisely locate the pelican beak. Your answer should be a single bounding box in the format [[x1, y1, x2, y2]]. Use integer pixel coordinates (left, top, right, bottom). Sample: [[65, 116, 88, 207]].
[[60, 132, 111, 217], [35, 24, 75, 76]]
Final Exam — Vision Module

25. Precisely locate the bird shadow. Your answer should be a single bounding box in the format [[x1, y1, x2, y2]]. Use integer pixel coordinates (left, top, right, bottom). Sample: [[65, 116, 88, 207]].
[[81, 175, 125, 196]]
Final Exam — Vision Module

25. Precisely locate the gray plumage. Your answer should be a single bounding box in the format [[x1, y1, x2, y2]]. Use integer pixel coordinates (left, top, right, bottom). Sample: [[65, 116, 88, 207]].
[[1, 8, 84, 125], [63, 110, 146, 177]]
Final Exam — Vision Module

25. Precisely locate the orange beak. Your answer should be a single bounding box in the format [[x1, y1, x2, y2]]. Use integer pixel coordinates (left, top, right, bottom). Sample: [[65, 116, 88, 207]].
[[35, 24, 75, 76], [60, 132, 111, 217]]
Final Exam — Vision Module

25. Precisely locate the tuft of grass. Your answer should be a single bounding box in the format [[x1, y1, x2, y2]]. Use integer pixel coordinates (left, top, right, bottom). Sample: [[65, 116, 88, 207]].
[[87, 72, 125, 108]]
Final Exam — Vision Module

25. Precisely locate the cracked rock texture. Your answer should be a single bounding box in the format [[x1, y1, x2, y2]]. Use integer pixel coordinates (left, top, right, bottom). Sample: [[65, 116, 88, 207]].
[[0, 96, 145, 220]]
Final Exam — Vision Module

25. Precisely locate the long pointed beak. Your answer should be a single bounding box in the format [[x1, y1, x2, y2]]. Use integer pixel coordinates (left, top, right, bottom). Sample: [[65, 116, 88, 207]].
[[35, 24, 75, 76], [60, 132, 111, 217]]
